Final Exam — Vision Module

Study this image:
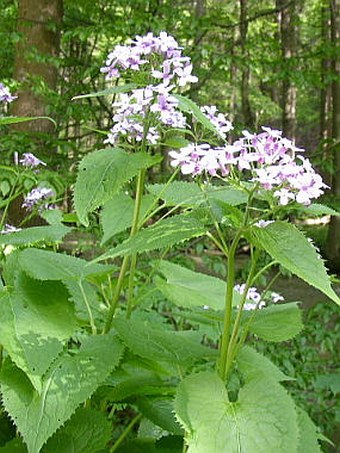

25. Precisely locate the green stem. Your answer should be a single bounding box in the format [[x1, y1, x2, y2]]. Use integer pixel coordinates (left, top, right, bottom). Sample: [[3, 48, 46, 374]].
[[218, 230, 242, 381], [0, 172, 20, 231], [79, 280, 97, 335], [104, 168, 146, 332], [224, 251, 259, 378], [126, 254, 137, 318], [110, 414, 142, 453]]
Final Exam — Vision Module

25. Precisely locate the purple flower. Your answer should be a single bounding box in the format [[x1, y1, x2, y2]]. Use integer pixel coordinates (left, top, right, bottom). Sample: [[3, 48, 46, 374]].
[[0, 83, 17, 104], [22, 187, 55, 211], [234, 283, 266, 310], [200, 105, 233, 139], [19, 153, 46, 168]]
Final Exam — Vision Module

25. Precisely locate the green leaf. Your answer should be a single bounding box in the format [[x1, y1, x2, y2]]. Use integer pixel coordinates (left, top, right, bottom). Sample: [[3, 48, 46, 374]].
[[64, 280, 104, 325], [247, 302, 303, 342], [74, 148, 160, 226], [156, 260, 242, 310], [136, 397, 183, 435], [300, 203, 340, 217], [173, 95, 220, 136], [296, 408, 322, 453], [236, 346, 291, 382], [42, 407, 112, 453], [147, 182, 247, 208], [0, 225, 71, 246], [113, 318, 216, 366], [0, 116, 56, 127], [163, 136, 191, 149], [174, 371, 298, 453], [72, 83, 138, 100], [252, 222, 340, 305], [0, 274, 77, 392], [96, 214, 207, 262], [0, 334, 124, 453], [18, 248, 112, 282], [0, 438, 27, 452], [100, 193, 155, 245]]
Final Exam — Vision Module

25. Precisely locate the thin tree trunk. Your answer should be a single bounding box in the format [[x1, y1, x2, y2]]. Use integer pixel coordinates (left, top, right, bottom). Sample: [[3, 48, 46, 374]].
[[277, 0, 299, 140], [12, 0, 63, 133], [319, 0, 332, 143], [240, 0, 255, 128], [326, 0, 340, 271]]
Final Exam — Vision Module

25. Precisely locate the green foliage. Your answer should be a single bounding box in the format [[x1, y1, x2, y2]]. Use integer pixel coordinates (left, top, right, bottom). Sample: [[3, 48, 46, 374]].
[[0, 116, 56, 127], [253, 221, 340, 305], [0, 334, 123, 453], [18, 248, 112, 282], [42, 407, 112, 453], [96, 214, 207, 261], [296, 408, 322, 453], [147, 181, 247, 208], [0, 274, 77, 392], [100, 193, 155, 245], [0, 225, 71, 246], [113, 317, 216, 367], [236, 346, 291, 383], [72, 83, 139, 100], [155, 260, 241, 310], [247, 302, 304, 342], [74, 148, 161, 226], [136, 397, 183, 435], [174, 371, 298, 453]]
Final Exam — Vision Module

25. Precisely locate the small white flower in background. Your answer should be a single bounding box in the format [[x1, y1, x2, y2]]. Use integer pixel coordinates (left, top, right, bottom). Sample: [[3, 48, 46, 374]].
[[234, 283, 266, 310], [255, 219, 274, 228], [271, 292, 284, 303], [19, 153, 46, 168], [0, 82, 17, 104], [1, 224, 22, 234], [22, 187, 55, 211]]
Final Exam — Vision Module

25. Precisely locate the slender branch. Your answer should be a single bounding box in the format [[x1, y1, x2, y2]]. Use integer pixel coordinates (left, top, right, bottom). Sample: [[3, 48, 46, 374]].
[[110, 414, 142, 453], [79, 280, 97, 335]]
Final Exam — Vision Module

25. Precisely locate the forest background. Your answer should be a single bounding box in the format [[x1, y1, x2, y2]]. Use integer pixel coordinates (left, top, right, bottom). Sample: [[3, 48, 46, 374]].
[[0, 0, 339, 450]]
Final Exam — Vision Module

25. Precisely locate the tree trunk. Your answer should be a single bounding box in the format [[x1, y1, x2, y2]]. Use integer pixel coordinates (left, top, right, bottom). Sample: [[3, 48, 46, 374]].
[[326, 0, 340, 272], [320, 0, 332, 144], [240, 0, 255, 129], [277, 0, 299, 140], [12, 0, 63, 133]]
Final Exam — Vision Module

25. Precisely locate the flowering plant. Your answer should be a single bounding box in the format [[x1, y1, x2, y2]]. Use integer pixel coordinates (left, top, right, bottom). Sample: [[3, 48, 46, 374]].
[[0, 34, 338, 453]]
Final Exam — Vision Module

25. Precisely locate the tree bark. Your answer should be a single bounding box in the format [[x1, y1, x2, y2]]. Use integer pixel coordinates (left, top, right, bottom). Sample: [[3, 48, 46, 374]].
[[240, 0, 255, 128], [277, 0, 299, 140], [12, 0, 63, 133], [319, 0, 332, 144], [326, 0, 340, 271]]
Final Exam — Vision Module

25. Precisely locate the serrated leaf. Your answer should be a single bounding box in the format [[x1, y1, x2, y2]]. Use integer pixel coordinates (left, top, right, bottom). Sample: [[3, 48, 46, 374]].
[[100, 193, 155, 245], [0, 274, 77, 392], [296, 408, 322, 453], [300, 203, 340, 217], [18, 248, 112, 282], [0, 334, 124, 453], [156, 260, 242, 310], [252, 222, 340, 305], [113, 318, 216, 366], [147, 182, 247, 208], [72, 83, 138, 100], [95, 214, 207, 262], [64, 280, 104, 325], [236, 346, 291, 382], [0, 225, 71, 246], [136, 397, 183, 435], [42, 407, 112, 453], [74, 148, 161, 226], [174, 371, 298, 453], [173, 95, 220, 136], [247, 302, 303, 342]]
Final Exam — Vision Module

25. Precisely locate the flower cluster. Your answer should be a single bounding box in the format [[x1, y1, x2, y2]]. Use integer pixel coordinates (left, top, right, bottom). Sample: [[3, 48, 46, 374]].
[[22, 187, 55, 211], [200, 106, 233, 139], [234, 283, 284, 310], [169, 126, 327, 205], [0, 83, 17, 104], [102, 32, 198, 146], [19, 153, 46, 168]]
